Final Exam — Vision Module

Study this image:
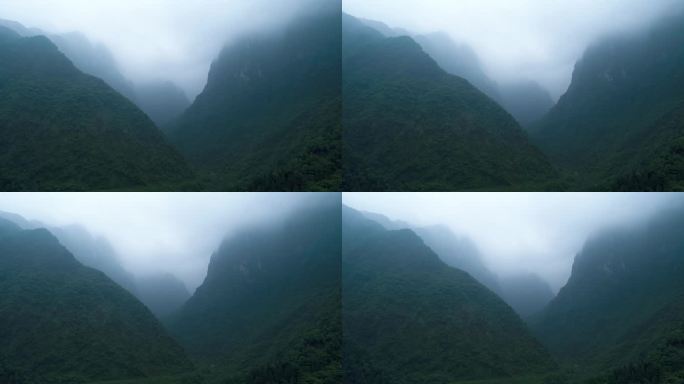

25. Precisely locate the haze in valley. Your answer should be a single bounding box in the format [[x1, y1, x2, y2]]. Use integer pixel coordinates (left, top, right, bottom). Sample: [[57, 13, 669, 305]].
[[0, 0, 324, 98], [343, 192, 683, 291], [343, 0, 684, 99], [0, 192, 320, 291]]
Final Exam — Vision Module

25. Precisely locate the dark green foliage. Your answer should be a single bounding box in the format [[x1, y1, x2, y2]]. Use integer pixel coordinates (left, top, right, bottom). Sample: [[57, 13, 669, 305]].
[[49, 224, 139, 295], [533, 206, 684, 379], [171, 3, 341, 191], [412, 32, 501, 103], [0, 218, 193, 383], [0, 26, 193, 191], [412, 32, 553, 127], [342, 14, 556, 191], [533, 12, 684, 190], [171, 195, 342, 383], [412, 224, 502, 294], [342, 206, 556, 384]]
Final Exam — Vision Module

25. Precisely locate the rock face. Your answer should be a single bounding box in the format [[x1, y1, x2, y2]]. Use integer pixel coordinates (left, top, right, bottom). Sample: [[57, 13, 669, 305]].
[[0, 26, 193, 191], [533, 206, 684, 380], [343, 14, 555, 191], [171, 2, 341, 191], [171, 194, 342, 382], [343, 206, 556, 384], [0, 217, 193, 383], [532, 13, 684, 190]]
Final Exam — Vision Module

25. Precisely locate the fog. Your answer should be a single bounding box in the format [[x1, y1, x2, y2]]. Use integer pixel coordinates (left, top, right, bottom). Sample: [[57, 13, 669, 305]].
[[0, 192, 327, 291], [343, 193, 683, 292], [0, 0, 323, 98], [343, 0, 684, 99]]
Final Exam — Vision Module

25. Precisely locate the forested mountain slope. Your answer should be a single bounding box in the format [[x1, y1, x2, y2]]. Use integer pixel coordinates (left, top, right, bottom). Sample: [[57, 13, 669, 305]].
[[533, 13, 684, 190], [343, 206, 555, 384], [171, 195, 341, 383], [0, 26, 193, 191], [171, 2, 341, 191], [533, 207, 684, 382], [0, 217, 193, 383], [343, 14, 555, 191]]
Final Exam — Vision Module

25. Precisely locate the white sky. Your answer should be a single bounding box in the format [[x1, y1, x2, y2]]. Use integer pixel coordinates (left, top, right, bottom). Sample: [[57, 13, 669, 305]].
[[343, 193, 682, 292], [0, 0, 321, 98], [343, 0, 684, 99], [0, 192, 327, 291]]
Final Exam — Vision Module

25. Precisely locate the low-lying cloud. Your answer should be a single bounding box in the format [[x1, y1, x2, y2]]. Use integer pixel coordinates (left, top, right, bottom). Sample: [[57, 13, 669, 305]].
[[0, 0, 322, 98], [0, 192, 322, 291], [343, 0, 684, 99], [343, 192, 683, 292]]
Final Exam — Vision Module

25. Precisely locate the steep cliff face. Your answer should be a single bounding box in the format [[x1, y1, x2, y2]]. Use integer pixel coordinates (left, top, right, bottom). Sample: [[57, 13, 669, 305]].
[[172, 195, 342, 382], [171, 3, 341, 191], [534, 207, 684, 378]]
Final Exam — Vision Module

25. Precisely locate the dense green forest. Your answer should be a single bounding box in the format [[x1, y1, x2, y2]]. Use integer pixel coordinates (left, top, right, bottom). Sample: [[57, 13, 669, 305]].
[[342, 14, 556, 191], [0, 217, 193, 384], [346, 11, 684, 192], [0, 195, 342, 384], [343, 205, 684, 384], [356, 211, 554, 318], [342, 206, 555, 384], [0, 2, 341, 192], [0, 26, 194, 191]]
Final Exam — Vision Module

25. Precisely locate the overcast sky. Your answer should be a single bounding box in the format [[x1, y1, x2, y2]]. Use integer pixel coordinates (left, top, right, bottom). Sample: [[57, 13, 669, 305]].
[[0, 192, 328, 291], [0, 0, 321, 98], [343, 0, 684, 99], [343, 193, 683, 292]]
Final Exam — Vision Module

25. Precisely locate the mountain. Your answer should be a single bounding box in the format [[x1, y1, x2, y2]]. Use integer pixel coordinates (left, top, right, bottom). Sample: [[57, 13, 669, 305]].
[[0, 212, 138, 295], [358, 18, 411, 38], [413, 32, 501, 102], [0, 217, 192, 383], [342, 206, 555, 383], [48, 32, 138, 102], [356, 212, 555, 319], [354, 212, 500, 293], [48, 224, 138, 295], [342, 14, 555, 191], [533, 206, 684, 381], [1, 20, 191, 132], [499, 273, 554, 318], [0, 26, 193, 191], [136, 273, 190, 319], [0, 18, 42, 37], [533, 13, 684, 190], [412, 224, 501, 294], [412, 32, 553, 127], [171, 194, 341, 383], [171, 3, 341, 191], [135, 81, 191, 128]]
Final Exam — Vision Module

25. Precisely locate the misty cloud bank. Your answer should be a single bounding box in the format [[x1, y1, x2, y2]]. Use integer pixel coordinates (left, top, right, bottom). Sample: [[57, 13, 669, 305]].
[[343, 0, 684, 99], [0, 192, 320, 291], [0, 0, 322, 98], [343, 193, 683, 292]]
